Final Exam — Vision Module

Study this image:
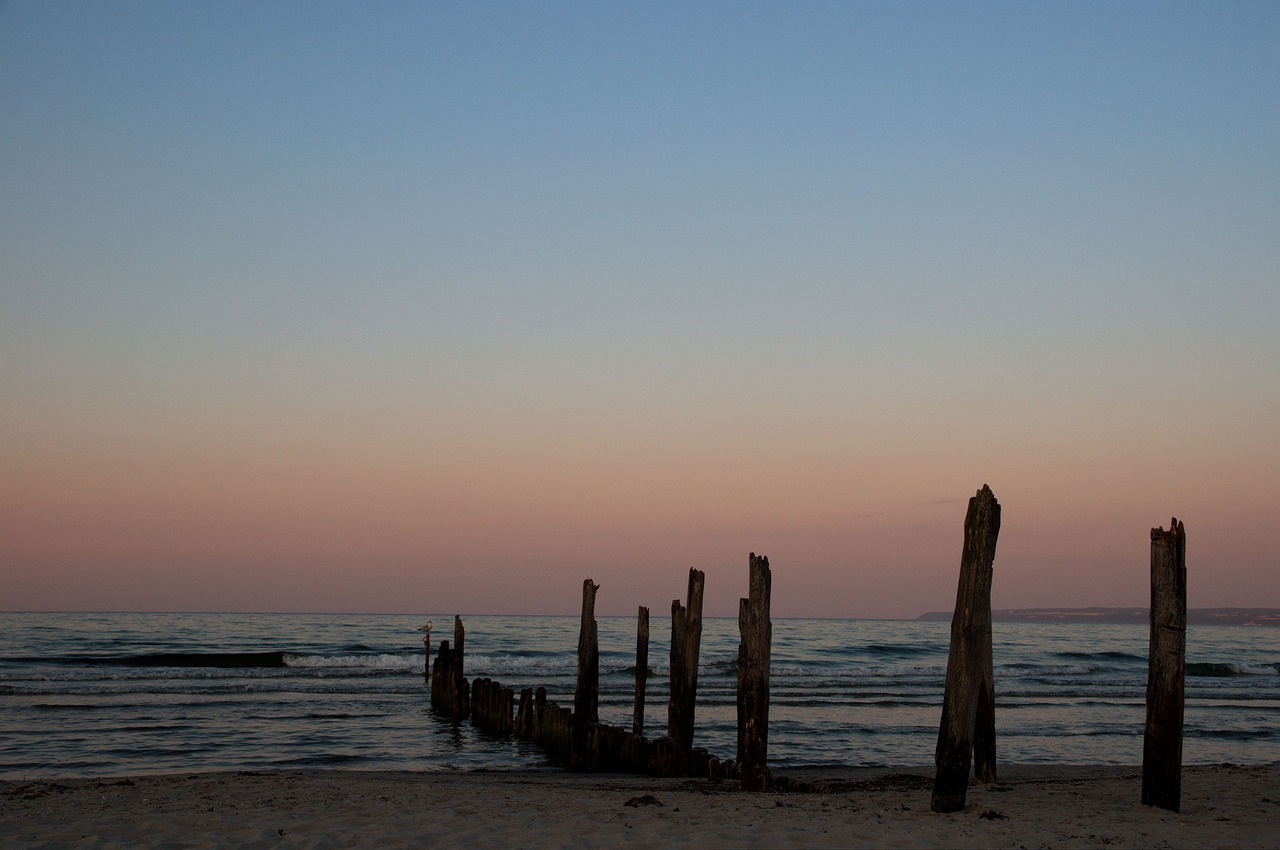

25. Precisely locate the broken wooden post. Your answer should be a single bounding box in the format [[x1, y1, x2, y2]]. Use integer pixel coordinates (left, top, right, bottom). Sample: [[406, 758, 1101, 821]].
[[634, 605, 649, 736], [737, 552, 773, 791], [668, 568, 705, 755], [1143, 518, 1187, 812], [571, 579, 600, 769], [932, 484, 1001, 813]]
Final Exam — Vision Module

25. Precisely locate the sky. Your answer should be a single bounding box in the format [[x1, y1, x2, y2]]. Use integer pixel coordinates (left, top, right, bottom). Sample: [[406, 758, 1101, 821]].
[[2, 1, 1278, 619]]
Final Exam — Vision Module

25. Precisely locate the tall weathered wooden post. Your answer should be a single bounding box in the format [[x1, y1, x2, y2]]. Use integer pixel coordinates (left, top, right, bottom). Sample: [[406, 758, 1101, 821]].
[[1143, 518, 1187, 812], [737, 552, 772, 791], [932, 484, 1000, 813], [634, 605, 649, 736], [668, 568, 705, 755], [572, 579, 600, 769]]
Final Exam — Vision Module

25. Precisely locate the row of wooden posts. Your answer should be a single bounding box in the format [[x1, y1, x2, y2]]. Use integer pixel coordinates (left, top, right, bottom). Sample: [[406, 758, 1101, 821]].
[[426, 553, 774, 786], [424, 485, 1189, 813]]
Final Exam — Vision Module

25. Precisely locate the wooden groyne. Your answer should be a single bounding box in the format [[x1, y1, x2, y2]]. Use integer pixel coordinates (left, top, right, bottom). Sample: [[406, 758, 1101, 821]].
[[423, 489, 1190, 808], [425, 558, 765, 782]]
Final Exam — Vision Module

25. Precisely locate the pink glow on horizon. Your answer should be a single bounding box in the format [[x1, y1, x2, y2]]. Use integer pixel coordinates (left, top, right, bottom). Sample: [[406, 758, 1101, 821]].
[[4, 419, 1276, 617]]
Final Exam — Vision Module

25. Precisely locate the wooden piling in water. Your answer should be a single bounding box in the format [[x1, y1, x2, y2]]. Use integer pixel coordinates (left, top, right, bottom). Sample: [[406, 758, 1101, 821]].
[[932, 485, 1001, 813], [572, 579, 600, 769], [430, 640, 464, 720], [429, 616, 471, 721], [469, 678, 515, 736], [471, 677, 489, 727], [429, 640, 448, 711], [634, 605, 649, 736], [737, 552, 772, 791], [534, 686, 547, 738], [536, 701, 574, 760], [668, 568, 705, 756], [453, 616, 468, 718], [1143, 518, 1187, 812], [515, 687, 534, 738], [422, 631, 431, 683]]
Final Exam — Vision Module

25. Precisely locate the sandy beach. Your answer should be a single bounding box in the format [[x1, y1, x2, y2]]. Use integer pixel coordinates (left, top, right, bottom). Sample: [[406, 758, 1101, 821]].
[[3, 764, 1276, 849]]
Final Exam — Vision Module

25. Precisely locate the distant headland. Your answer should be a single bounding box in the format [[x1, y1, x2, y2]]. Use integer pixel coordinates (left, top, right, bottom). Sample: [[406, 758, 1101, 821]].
[[915, 607, 1280, 626]]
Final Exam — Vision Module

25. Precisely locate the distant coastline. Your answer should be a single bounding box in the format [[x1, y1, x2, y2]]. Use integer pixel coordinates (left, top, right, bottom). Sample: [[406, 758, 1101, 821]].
[[915, 607, 1280, 626]]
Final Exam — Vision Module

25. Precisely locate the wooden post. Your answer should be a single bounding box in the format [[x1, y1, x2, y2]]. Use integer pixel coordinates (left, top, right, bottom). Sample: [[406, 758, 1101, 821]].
[[972, 607, 997, 785], [515, 687, 535, 738], [422, 631, 431, 683], [501, 685, 514, 736], [430, 634, 467, 721], [932, 484, 1001, 813], [572, 579, 599, 769], [668, 597, 687, 746], [684, 569, 705, 740], [737, 552, 773, 791], [450, 615, 468, 720], [634, 605, 649, 736], [534, 686, 547, 739], [1143, 518, 1187, 812], [430, 639, 449, 712], [668, 568, 705, 754]]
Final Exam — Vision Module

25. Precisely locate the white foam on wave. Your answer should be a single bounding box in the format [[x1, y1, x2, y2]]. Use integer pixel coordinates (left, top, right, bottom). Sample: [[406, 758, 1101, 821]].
[[283, 653, 419, 671]]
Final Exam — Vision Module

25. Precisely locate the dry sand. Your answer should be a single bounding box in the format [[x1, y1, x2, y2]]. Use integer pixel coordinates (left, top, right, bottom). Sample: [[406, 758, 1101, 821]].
[[3, 764, 1276, 849]]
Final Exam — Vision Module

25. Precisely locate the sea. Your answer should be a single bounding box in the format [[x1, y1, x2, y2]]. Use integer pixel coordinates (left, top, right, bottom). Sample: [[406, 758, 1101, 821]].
[[1, 612, 1277, 780]]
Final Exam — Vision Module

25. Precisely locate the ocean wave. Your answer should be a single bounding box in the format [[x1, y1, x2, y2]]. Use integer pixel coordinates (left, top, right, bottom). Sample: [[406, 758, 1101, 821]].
[[464, 653, 576, 676], [1187, 727, 1279, 740], [1187, 661, 1280, 678], [996, 664, 1094, 677], [769, 664, 947, 679], [284, 653, 418, 671], [3, 651, 292, 668], [1052, 650, 1146, 663], [861, 643, 936, 658]]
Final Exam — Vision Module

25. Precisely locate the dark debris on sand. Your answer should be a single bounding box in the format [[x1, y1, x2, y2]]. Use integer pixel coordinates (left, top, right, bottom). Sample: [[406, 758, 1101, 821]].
[[625, 794, 665, 808]]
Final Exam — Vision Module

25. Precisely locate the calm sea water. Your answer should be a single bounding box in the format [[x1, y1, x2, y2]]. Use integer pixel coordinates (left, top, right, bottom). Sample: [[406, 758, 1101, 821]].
[[1, 612, 1276, 779]]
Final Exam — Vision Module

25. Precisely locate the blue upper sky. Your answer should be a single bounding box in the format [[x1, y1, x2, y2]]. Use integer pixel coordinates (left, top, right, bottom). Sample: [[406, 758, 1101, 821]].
[[3, 1, 1278, 615]]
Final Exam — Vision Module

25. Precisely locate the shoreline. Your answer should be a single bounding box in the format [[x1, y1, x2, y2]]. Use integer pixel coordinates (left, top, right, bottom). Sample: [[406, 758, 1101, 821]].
[[4, 764, 1277, 848]]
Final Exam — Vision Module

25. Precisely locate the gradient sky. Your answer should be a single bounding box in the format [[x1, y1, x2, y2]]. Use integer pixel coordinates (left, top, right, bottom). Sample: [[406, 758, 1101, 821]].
[[3, 1, 1278, 618]]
